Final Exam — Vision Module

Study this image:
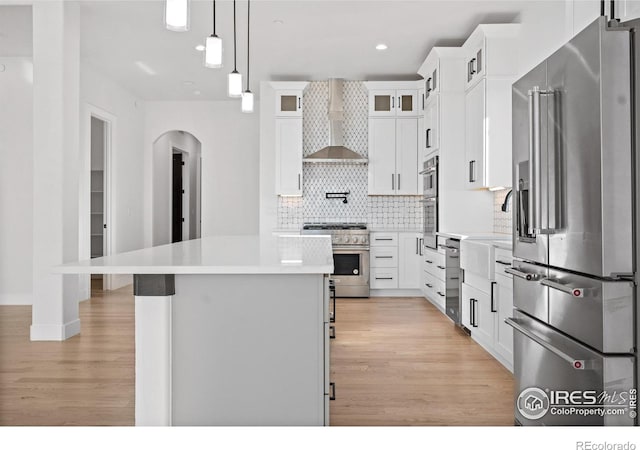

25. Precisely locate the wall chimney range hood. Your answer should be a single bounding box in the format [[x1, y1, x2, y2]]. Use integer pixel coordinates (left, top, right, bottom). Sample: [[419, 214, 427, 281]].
[[303, 79, 368, 164]]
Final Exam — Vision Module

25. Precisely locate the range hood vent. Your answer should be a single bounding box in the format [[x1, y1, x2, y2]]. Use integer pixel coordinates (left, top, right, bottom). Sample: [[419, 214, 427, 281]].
[[303, 79, 368, 164]]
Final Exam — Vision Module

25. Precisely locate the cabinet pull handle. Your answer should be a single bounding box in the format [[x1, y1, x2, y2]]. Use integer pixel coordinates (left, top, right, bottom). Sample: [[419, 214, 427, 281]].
[[426, 283, 433, 288], [469, 298, 473, 326], [472, 299, 478, 327], [426, 129, 431, 148], [437, 265, 445, 270], [469, 160, 476, 183], [391, 173, 395, 190], [496, 260, 512, 266], [397, 174, 401, 190], [490, 281, 497, 313], [470, 57, 477, 75], [375, 277, 394, 280], [419, 238, 423, 256], [437, 291, 445, 297], [298, 173, 301, 190], [375, 238, 393, 241], [329, 325, 336, 339], [298, 97, 301, 109], [329, 382, 336, 400], [398, 96, 401, 110], [415, 237, 419, 255], [375, 255, 393, 259], [392, 96, 394, 109], [425, 260, 433, 264]]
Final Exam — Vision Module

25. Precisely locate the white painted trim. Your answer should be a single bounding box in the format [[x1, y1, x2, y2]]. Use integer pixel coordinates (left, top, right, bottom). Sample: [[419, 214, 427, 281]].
[[369, 289, 423, 298], [135, 295, 172, 426], [0, 293, 32, 305], [81, 103, 116, 292], [363, 81, 421, 91], [30, 319, 81, 341], [269, 81, 309, 91]]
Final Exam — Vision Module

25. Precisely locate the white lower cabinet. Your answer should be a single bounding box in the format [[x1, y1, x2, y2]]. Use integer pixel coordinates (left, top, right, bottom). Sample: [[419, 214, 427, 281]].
[[422, 246, 448, 312], [370, 232, 422, 291], [494, 273, 513, 365]]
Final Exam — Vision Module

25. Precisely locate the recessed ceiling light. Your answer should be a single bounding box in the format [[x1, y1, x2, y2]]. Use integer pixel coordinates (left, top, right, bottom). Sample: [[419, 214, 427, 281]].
[[195, 44, 206, 52], [135, 61, 157, 76], [273, 19, 284, 25], [182, 80, 195, 86], [376, 44, 388, 51]]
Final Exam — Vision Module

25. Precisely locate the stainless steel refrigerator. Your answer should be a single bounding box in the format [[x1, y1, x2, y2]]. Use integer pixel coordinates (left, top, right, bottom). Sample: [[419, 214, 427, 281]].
[[508, 16, 637, 426]]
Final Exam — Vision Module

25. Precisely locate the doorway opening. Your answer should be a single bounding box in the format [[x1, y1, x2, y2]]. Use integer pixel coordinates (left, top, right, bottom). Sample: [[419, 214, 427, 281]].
[[90, 116, 108, 291], [152, 131, 202, 246]]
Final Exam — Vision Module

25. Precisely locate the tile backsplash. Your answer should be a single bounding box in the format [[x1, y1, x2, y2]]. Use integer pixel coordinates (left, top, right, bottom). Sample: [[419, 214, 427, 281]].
[[493, 190, 513, 235], [277, 80, 422, 230]]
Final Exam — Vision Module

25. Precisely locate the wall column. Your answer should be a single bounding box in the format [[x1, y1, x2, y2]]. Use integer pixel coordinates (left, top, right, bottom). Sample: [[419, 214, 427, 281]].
[[30, 0, 81, 340]]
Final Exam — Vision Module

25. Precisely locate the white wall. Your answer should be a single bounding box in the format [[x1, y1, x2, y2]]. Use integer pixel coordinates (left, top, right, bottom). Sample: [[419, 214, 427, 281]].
[[79, 63, 146, 294], [144, 101, 260, 244], [152, 130, 201, 245], [0, 57, 33, 305], [259, 82, 277, 234]]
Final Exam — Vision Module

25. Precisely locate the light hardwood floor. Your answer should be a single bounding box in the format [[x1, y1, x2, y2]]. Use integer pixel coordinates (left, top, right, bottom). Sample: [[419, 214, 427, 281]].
[[0, 288, 513, 426]]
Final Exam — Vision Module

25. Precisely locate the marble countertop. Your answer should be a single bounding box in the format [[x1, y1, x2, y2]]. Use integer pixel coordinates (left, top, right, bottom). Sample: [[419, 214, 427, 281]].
[[437, 231, 511, 241], [56, 235, 334, 275], [369, 227, 422, 233]]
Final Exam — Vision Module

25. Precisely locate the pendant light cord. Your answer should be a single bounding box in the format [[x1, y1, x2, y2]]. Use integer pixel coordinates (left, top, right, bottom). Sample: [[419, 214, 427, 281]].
[[212, 0, 216, 35], [246, 0, 250, 90], [233, 0, 237, 71]]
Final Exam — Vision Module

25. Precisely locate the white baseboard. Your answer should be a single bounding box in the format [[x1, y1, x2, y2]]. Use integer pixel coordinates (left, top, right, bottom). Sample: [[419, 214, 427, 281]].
[[30, 319, 81, 341], [0, 293, 33, 305], [370, 289, 423, 298]]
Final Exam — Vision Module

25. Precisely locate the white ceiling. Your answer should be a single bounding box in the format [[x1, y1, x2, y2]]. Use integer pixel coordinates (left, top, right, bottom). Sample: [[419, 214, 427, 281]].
[[1, 1, 536, 101]]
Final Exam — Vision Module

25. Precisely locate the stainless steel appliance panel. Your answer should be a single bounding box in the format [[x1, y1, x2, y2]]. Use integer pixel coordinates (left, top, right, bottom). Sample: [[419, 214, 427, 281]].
[[441, 238, 461, 324], [421, 156, 438, 198], [331, 248, 370, 297], [507, 260, 548, 323], [423, 198, 437, 249], [509, 311, 635, 426], [546, 267, 635, 354], [546, 18, 633, 278], [512, 61, 549, 265]]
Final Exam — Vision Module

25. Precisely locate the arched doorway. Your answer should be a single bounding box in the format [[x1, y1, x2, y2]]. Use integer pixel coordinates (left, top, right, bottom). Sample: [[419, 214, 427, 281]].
[[152, 130, 202, 246]]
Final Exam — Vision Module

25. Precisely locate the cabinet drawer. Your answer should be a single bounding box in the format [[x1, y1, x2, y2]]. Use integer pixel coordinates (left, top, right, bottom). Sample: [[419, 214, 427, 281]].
[[370, 247, 398, 268], [370, 268, 398, 289], [370, 232, 398, 247], [423, 272, 445, 310], [495, 272, 512, 289], [423, 250, 445, 271]]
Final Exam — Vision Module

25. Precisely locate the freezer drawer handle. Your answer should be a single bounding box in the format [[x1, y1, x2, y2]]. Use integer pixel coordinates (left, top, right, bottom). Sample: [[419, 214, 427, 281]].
[[329, 325, 336, 340], [329, 382, 336, 400], [540, 278, 585, 298], [505, 267, 541, 281], [505, 318, 593, 370], [496, 260, 512, 266]]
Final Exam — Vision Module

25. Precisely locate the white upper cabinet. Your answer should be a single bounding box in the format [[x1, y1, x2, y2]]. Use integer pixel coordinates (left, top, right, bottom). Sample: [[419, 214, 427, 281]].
[[424, 96, 439, 156], [417, 85, 425, 117], [366, 82, 419, 117], [463, 24, 519, 91], [395, 118, 418, 195], [272, 82, 308, 195], [462, 24, 519, 190]]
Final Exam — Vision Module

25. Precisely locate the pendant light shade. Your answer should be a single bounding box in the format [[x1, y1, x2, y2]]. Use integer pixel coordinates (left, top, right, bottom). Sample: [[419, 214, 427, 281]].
[[241, 91, 254, 113], [228, 70, 243, 97], [241, 0, 253, 113], [165, 0, 190, 32], [204, 1, 222, 68], [228, 0, 242, 98]]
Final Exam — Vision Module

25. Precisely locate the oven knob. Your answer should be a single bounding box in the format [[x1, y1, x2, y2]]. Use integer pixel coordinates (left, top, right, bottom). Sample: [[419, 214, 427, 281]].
[[346, 237, 353, 244]]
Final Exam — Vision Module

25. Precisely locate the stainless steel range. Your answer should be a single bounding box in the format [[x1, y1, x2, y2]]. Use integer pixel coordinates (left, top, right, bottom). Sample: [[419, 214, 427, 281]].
[[301, 223, 370, 297]]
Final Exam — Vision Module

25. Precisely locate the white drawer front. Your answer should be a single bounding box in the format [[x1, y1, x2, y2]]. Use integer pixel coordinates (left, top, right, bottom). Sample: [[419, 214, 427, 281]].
[[370, 232, 398, 247], [370, 268, 398, 289], [370, 246, 398, 268]]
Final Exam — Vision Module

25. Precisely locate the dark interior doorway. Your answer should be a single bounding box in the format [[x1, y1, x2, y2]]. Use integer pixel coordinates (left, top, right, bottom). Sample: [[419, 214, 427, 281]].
[[172, 152, 184, 243]]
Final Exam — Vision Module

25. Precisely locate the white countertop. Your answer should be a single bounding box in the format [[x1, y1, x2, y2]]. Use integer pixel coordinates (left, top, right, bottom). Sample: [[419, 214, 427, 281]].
[[491, 240, 513, 250], [57, 235, 334, 275], [369, 227, 422, 233], [437, 231, 511, 241]]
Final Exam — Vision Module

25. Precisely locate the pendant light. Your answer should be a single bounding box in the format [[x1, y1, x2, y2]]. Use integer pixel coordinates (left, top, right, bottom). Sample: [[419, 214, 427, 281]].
[[204, 0, 223, 68], [241, 0, 254, 113], [165, 0, 190, 32], [228, 0, 243, 97]]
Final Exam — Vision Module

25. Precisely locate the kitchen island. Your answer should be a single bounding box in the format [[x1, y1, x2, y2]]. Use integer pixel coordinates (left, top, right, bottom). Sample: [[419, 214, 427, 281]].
[[57, 235, 334, 426]]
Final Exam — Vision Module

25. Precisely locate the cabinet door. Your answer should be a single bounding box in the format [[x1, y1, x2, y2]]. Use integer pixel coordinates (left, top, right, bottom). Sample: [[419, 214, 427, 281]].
[[425, 96, 439, 153], [368, 118, 397, 195], [425, 66, 438, 99], [417, 88, 425, 117], [396, 89, 418, 116], [417, 116, 425, 191], [464, 79, 486, 189], [276, 90, 303, 117], [461, 282, 473, 329], [399, 233, 422, 289], [395, 118, 418, 195], [275, 118, 303, 195], [474, 282, 495, 347], [369, 90, 397, 116], [495, 275, 514, 367]]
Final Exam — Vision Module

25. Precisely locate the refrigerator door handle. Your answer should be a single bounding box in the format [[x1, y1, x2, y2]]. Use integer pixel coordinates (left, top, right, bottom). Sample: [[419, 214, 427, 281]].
[[505, 267, 541, 281], [540, 278, 586, 298], [528, 87, 541, 235], [505, 318, 595, 370]]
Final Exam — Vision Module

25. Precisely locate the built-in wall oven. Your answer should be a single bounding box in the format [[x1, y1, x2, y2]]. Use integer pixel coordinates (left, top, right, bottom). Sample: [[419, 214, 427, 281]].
[[420, 156, 438, 249]]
